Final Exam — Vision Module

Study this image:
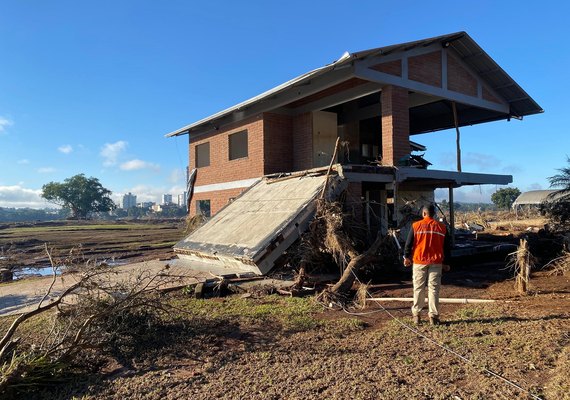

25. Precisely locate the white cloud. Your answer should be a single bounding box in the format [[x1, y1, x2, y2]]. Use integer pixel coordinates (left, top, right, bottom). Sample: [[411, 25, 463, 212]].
[[0, 185, 50, 208], [58, 144, 73, 154], [435, 186, 499, 204], [100, 141, 128, 166], [0, 116, 13, 134], [462, 152, 501, 171], [120, 159, 160, 171], [169, 168, 185, 184], [502, 164, 522, 174], [17, 159, 30, 165], [37, 167, 56, 173]]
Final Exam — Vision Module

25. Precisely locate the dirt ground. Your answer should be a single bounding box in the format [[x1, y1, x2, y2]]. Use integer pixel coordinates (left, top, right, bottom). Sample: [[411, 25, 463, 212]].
[[1, 216, 569, 399], [0, 220, 185, 268], [4, 264, 567, 400]]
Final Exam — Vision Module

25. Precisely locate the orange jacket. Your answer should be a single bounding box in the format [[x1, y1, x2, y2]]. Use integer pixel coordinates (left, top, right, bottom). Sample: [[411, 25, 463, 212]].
[[404, 217, 450, 265]]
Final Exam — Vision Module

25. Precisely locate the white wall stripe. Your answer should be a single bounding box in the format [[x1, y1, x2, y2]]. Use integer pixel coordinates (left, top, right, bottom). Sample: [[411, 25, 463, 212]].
[[193, 178, 261, 194]]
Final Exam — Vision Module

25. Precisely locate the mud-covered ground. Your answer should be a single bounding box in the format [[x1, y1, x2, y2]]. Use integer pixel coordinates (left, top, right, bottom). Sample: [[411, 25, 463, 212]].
[[13, 267, 569, 400], [0, 220, 184, 268], [1, 217, 569, 399]]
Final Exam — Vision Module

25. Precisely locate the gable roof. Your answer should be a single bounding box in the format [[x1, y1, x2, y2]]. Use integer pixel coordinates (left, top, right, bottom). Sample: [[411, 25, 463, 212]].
[[166, 31, 542, 138]]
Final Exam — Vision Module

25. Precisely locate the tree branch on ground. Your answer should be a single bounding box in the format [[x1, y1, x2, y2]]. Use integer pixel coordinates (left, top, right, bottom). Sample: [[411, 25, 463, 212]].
[[0, 246, 179, 396]]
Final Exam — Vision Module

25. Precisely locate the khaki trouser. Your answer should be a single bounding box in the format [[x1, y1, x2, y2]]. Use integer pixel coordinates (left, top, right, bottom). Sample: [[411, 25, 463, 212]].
[[411, 263, 442, 318]]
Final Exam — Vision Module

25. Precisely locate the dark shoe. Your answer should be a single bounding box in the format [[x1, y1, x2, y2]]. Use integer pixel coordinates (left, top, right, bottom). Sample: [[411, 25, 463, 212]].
[[429, 316, 440, 326], [413, 315, 421, 325]]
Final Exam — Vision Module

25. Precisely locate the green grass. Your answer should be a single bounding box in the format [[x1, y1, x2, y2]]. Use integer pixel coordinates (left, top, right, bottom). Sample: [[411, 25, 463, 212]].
[[174, 295, 321, 321], [453, 305, 492, 320], [169, 295, 371, 335]]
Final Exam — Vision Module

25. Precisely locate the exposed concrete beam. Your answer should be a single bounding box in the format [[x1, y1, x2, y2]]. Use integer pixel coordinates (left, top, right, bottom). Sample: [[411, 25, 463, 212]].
[[395, 168, 513, 186], [354, 64, 510, 114], [293, 82, 382, 114]]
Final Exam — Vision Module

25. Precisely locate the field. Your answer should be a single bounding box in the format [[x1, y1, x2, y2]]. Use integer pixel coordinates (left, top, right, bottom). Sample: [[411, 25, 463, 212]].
[[0, 215, 569, 399], [0, 220, 185, 268]]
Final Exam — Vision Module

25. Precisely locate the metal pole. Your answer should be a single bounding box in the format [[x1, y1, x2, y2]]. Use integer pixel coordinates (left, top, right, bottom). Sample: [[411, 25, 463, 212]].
[[449, 186, 456, 247], [452, 101, 462, 173]]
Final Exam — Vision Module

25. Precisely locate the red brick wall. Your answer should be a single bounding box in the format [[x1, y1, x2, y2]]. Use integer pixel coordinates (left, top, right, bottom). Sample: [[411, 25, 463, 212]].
[[189, 116, 265, 187], [190, 188, 245, 216], [408, 51, 442, 87], [482, 86, 502, 104], [381, 85, 409, 166], [292, 112, 313, 171], [447, 54, 478, 97], [370, 59, 402, 77], [263, 112, 293, 174]]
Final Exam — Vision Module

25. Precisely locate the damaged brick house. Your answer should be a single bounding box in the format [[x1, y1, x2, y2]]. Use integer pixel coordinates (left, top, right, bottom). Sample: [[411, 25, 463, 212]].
[[167, 32, 542, 274]]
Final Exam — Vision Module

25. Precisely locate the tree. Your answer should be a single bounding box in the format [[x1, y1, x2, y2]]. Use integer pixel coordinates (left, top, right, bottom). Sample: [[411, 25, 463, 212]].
[[491, 187, 521, 210], [41, 174, 116, 219], [541, 157, 570, 230], [548, 156, 570, 201]]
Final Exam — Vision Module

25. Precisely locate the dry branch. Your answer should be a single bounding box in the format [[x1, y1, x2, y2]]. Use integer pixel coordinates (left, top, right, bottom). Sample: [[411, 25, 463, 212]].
[[0, 245, 180, 396]]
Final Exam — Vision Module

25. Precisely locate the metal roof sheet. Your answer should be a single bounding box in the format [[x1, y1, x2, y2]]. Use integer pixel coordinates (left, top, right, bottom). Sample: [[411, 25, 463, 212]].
[[512, 190, 565, 206], [166, 32, 543, 138]]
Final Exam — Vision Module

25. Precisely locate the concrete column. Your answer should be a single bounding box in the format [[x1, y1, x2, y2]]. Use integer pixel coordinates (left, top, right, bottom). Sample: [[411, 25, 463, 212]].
[[381, 85, 410, 166]]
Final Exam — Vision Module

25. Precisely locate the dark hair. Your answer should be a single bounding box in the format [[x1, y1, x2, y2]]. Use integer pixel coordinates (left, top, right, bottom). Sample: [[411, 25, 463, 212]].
[[422, 204, 436, 217]]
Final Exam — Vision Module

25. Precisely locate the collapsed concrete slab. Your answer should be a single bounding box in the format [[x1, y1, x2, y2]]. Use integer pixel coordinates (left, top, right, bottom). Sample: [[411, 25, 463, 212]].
[[174, 171, 347, 275]]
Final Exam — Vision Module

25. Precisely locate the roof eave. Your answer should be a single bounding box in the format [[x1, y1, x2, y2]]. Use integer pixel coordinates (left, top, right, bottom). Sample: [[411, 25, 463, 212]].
[[165, 52, 354, 138]]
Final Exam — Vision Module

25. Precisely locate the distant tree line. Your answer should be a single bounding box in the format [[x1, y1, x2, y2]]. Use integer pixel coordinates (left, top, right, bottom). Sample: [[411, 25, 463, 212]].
[[0, 208, 67, 223], [438, 200, 497, 212]]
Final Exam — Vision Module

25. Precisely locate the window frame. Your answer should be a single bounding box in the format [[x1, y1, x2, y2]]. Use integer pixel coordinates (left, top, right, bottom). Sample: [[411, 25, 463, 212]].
[[195, 142, 210, 168], [228, 130, 248, 161], [196, 199, 211, 218]]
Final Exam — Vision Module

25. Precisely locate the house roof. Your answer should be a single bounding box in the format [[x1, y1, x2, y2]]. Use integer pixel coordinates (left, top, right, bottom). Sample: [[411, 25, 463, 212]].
[[166, 31, 543, 138], [512, 190, 565, 207]]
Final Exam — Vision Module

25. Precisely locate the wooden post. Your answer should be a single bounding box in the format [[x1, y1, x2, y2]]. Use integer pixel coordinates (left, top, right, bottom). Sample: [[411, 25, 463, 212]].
[[451, 101, 462, 172], [319, 137, 341, 200], [449, 186, 456, 247]]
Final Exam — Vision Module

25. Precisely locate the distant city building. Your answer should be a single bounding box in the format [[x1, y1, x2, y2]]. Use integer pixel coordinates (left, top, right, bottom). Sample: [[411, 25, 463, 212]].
[[121, 192, 137, 209], [177, 192, 188, 208], [162, 194, 173, 205], [137, 201, 154, 208]]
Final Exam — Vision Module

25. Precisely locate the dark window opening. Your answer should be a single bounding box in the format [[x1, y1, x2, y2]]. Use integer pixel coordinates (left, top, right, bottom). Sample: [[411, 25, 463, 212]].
[[229, 130, 248, 160], [196, 143, 210, 168], [196, 199, 211, 218]]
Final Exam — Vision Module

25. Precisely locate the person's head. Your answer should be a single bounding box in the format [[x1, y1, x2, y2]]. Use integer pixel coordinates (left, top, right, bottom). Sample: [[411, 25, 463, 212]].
[[422, 204, 436, 218]]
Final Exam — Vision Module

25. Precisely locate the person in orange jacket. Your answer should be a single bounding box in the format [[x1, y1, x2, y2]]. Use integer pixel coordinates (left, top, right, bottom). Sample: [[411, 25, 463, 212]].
[[403, 204, 451, 325]]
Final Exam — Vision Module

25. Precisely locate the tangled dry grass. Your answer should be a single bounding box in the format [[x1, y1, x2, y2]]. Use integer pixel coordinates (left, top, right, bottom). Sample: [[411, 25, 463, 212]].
[[0, 246, 178, 399], [507, 238, 537, 294], [545, 251, 570, 277]]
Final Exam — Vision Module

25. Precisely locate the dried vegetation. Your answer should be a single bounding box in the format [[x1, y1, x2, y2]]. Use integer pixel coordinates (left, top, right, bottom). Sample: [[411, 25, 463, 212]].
[[0, 246, 179, 399]]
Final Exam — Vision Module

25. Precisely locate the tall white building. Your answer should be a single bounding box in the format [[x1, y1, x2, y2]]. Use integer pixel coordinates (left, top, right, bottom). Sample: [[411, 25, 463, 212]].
[[121, 192, 137, 209], [162, 194, 173, 205], [177, 192, 188, 208]]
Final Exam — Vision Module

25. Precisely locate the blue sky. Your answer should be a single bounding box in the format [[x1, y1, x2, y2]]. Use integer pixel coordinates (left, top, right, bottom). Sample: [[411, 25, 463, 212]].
[[0, 0, 568, 208]]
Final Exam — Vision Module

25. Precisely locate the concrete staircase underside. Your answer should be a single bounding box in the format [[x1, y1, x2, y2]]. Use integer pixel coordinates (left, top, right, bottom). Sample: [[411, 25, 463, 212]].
[[174, 172, 346, 275]]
